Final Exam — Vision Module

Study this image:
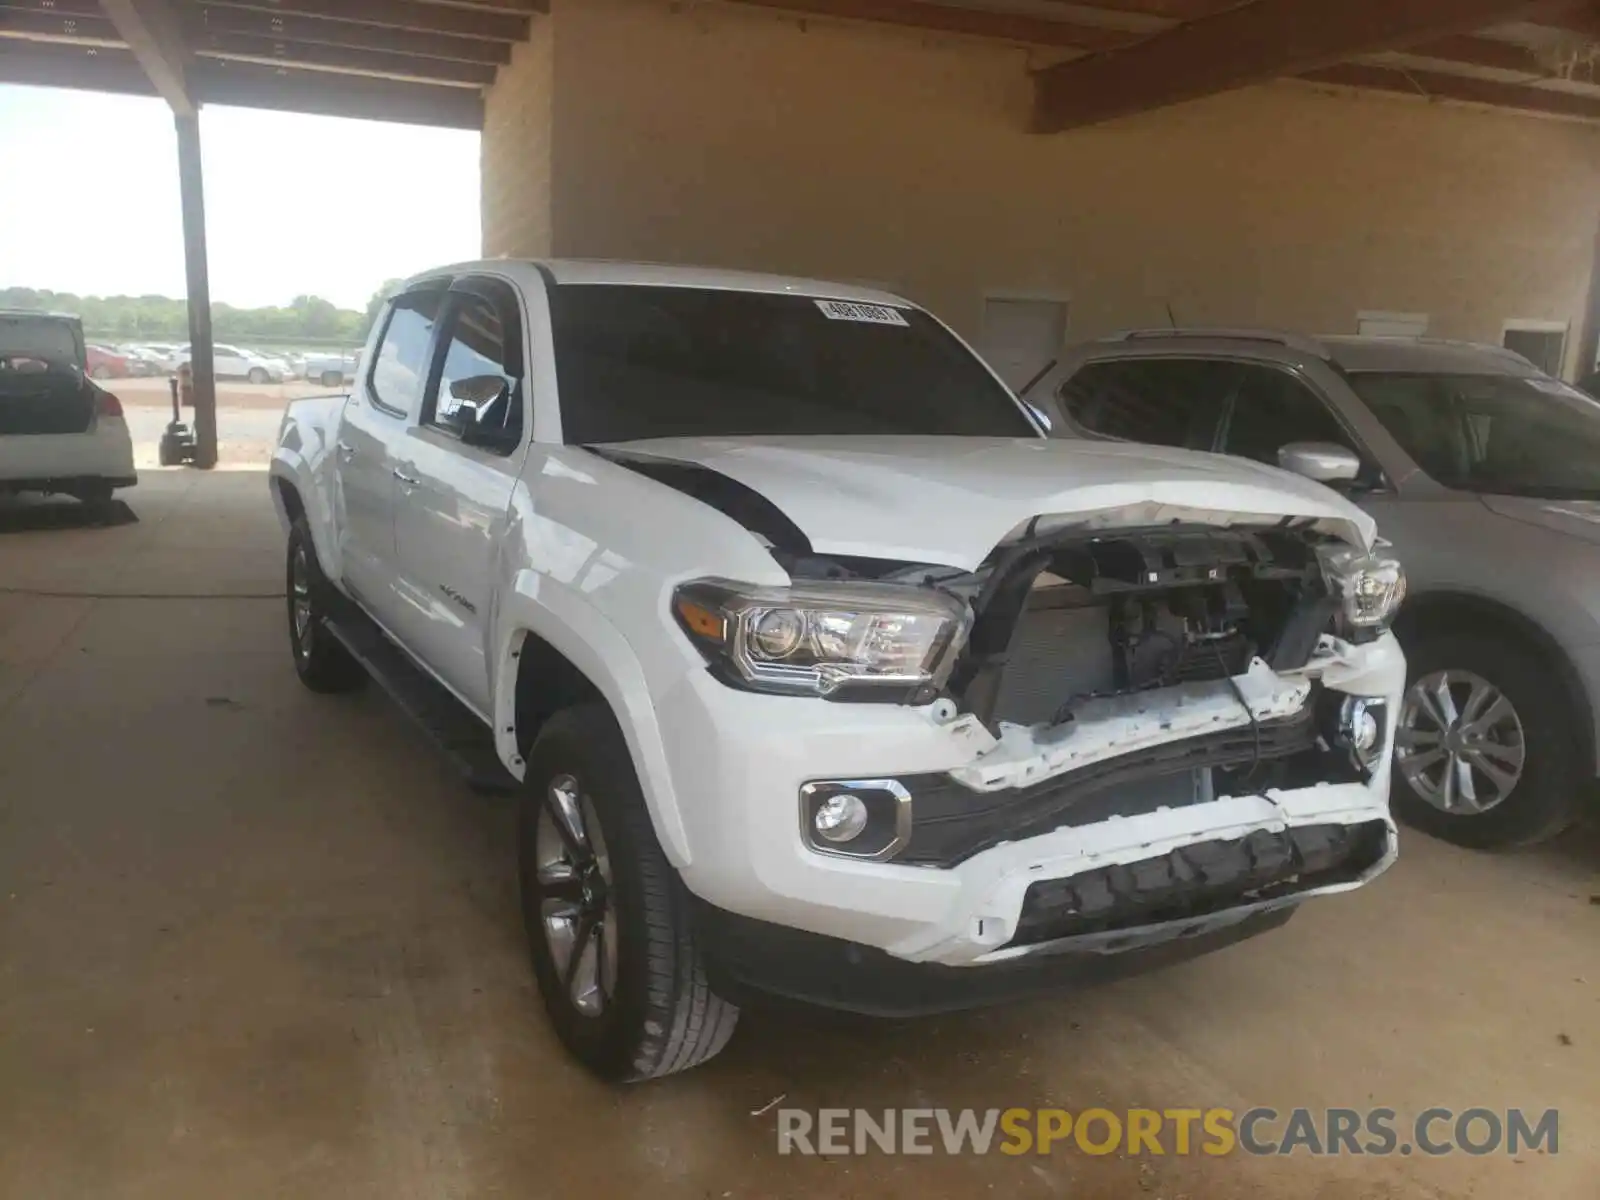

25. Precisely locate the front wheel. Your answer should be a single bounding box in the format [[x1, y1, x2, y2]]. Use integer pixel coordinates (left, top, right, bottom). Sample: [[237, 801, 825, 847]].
[[286, 519, 366, 694], [520, 705, 738, 1081], [320, 369, 343, 388], [1391, 632, 1581, 848], [248, 367, 270, 385]]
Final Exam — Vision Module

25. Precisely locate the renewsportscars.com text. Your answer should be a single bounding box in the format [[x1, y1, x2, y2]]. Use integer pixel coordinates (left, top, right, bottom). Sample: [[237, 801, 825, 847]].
[[776, 1107, 1559, 1158]]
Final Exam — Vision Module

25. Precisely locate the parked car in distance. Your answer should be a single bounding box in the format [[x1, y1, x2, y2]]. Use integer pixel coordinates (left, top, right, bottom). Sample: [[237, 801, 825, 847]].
[[117, 345, 166, 376], [1, 310, 136, 512], [270, 261, 1405, 1081], [300, 349, 359, 388], [168, 342, 286, 383], [85, 344, 130, 380], [1026, 329, 1600, 850]]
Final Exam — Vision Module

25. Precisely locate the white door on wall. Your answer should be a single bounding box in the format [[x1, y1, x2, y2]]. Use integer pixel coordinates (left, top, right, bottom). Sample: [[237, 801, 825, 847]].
[[1356, 311, 1429, 338], [980, 297, 1069, 390]]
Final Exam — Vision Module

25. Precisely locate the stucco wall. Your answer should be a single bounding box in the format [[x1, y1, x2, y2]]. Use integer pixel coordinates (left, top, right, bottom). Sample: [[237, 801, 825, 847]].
[[484, 0, 1600, 375]]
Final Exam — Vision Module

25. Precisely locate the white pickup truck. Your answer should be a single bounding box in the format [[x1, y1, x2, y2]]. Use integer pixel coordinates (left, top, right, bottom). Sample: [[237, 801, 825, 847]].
[[270, 260, 1406, 1081]]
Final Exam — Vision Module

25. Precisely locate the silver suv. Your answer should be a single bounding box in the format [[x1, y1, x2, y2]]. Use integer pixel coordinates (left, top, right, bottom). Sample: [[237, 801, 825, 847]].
[[1027, 330, 1600, 849]]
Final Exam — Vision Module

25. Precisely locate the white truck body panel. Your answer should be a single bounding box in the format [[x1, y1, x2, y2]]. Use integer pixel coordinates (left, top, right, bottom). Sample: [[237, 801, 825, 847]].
[[269, 258, 1400, 973]]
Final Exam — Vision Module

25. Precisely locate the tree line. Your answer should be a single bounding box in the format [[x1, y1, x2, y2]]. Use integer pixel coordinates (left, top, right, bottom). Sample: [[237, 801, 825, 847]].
[[0, 283, 401, 346]]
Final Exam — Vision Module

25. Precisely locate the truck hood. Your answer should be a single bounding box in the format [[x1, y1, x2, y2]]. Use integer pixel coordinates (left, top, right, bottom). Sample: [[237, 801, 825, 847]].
[[596, 436, 1375, 568]]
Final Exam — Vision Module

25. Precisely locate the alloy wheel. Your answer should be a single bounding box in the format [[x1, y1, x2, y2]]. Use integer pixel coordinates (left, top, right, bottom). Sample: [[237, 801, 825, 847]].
[[1396, 669, 1526, 814], [535, 774, 618, 1018], [290, 543, 314, 660]]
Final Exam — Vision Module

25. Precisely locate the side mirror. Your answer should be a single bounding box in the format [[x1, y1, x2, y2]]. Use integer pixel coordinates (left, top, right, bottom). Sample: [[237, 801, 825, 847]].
[[1278, 441, 1361, 484]]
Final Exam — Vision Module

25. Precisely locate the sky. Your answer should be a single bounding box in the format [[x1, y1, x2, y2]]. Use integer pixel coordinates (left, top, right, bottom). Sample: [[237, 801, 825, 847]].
[[0, 86, 481, 311]]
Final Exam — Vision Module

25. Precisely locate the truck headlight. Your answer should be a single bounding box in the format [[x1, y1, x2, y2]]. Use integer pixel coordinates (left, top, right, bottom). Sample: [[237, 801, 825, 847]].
[[673, 578, 971, 700], [1317, 545, 1406, 629]]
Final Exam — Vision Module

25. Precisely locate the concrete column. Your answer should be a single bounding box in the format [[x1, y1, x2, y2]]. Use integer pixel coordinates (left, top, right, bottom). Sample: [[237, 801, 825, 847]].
[[174, 112, 218, 469]]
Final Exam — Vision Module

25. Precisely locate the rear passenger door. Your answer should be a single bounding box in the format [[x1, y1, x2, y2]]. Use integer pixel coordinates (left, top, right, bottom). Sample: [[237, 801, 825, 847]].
[[391, 276, 529, 716]]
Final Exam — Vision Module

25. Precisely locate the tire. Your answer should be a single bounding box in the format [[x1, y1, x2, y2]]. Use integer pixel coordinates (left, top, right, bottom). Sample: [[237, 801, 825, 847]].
[[321, 369, 342, 388], [91, 365, 111, 380], [286, 518, 366, 694], [519, 704, 739, 1081], [1391, 630, 1582, 849], [72, 481, 115, 523], [248, 367, 270, 385]]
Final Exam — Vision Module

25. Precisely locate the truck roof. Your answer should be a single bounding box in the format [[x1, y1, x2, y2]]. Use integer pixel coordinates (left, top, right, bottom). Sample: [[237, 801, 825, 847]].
[[403, 258, 911, 307]]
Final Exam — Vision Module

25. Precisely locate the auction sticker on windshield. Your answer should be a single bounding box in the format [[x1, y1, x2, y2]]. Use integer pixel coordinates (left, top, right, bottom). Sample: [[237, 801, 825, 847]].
[[815, 299, 909, 326]]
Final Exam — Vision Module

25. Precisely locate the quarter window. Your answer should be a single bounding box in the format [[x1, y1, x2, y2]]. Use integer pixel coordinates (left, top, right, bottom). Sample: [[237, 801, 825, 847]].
[[369, 289, 444, 416]]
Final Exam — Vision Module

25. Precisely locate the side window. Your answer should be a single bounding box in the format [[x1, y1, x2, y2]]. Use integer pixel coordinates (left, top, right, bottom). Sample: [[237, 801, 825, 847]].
[[1056, 359, 1237, 450], [426, 292, 521, 447], [1222, 365, 1355, 464], [369, 289, 445, 416]]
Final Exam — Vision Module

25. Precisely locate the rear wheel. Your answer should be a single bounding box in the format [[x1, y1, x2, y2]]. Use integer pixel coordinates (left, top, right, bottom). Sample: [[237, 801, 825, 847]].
[[1392, 631, 1581, 848], [321, 369, 342, 388], [91, 365, 111, 380], [286, 519, 365, 694], [72, 481, 115, 522], [520, 705, 738, 1081], [248, 367, 270, 385]]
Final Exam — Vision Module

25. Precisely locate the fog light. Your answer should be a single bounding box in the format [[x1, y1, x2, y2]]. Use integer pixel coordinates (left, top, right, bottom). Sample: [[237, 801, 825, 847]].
[[1340, 697, 1387, 768], [813, 793, 869, 843]]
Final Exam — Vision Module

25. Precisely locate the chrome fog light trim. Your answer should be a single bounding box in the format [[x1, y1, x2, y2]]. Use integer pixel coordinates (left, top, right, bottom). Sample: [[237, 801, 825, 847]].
[[798, 778, 912, 861]]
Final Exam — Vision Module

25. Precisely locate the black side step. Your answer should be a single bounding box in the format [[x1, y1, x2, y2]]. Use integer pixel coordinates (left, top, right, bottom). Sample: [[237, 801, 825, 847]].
[[321, 600, 519, 796]]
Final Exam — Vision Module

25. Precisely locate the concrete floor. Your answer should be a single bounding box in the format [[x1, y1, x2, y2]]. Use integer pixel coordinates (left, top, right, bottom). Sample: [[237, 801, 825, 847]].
[[2, 469, 1597, 1199]]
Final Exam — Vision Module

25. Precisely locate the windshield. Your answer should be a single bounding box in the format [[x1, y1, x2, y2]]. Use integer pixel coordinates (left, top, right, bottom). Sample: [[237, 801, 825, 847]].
[[548, 284, 1037, 443], [1347, 371, 1600, 498]]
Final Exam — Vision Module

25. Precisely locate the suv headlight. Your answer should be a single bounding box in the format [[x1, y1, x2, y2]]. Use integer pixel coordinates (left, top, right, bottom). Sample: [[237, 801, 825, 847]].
[[673, 578, 971, 701], [1317, 545, 1406, 629]]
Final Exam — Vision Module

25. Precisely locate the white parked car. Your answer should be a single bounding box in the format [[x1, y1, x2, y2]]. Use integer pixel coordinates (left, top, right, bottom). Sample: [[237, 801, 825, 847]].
[[169, 342, 285, 383], [1, 310, 136, 512], [269, 261, 1405, 1081]]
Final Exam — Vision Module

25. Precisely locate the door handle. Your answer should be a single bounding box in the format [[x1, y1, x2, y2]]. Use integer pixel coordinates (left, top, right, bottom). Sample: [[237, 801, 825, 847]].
[[337, 441, 356, 462], [393, 468, 421, 486]]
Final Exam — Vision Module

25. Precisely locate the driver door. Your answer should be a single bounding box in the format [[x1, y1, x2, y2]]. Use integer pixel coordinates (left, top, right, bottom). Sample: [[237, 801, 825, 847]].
[[390, 276, 529, 716]]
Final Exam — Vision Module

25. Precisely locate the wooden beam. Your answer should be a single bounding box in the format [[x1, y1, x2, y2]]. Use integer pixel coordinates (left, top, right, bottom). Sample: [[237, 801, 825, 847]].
[[1397, 33, 1547, 75], [1033, 0, 1561, 132], [0, 9, 121, 44], [185, 5, 512, 65], [192, 30, 496, 85], [724, 0, 1142, 50], [195, 0, 529, 42], [100, 0, 196, 113], [1044, 0, 1244, 18], [0, 38, 154, 94], [189, 57, 484, 126], [412, 0, 544, 11], [1303, 60, 1600, 120]]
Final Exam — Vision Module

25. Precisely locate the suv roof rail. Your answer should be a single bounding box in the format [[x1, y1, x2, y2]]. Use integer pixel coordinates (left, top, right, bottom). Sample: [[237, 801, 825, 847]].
[[1099, 328, 1330, 358]]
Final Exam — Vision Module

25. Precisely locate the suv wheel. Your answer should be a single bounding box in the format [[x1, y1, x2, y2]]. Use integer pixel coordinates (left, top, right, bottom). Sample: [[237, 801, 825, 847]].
[[1392, 632, 1580, 848], [520, 704, 738, 1081], [321, 369, 342, 388], [286, 519, 365, 694], [248, 366, 270, 385]]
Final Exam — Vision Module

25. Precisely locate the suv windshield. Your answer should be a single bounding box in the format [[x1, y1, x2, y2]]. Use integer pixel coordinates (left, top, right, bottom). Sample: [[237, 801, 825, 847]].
[[548, 284, 1036, 443], [1347, 371, 1600, 498]]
